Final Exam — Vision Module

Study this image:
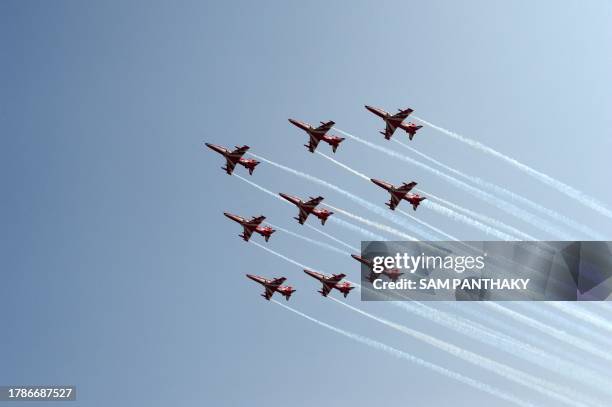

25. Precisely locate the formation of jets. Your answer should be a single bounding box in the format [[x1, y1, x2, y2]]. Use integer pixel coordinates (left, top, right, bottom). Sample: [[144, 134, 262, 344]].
[[207, 105, 427, 300]]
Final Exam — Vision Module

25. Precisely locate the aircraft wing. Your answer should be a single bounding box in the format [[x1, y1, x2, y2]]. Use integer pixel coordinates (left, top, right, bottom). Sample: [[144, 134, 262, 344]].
[[269, 277, 286, 287], [326, 273, 346, 283], [389, 194, 402, 210], [297, 208, 310, 224], [397, 181, 417, 194], [320, 283, 333, 297], [313, 120, 335, 134], [263, 286, 275, 300], [241, 226, 254, 241], [384, 122, 396, 139], [230, 145, 249, 158], [391, 109, 412, 121], [304, 196, 324, 208], [249, 216, 266, 226], [307, 134, 321, 152], [224, 158, 237, 175]]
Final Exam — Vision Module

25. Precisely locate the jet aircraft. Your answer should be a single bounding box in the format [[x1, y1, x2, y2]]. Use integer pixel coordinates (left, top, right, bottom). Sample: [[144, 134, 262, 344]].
[[303, 269, 354, 298], [224, 212, 275, 242], [365, 105, 422, 140], [288, 118, 345, 153], [205, 143, 260, 175], [246, 274, 296, 301], [279, 193, 333, 225], [371, 178, 426, 211]]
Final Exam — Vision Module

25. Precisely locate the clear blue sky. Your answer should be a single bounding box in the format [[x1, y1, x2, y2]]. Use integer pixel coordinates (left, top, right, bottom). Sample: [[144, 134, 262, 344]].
[[2, 1, 611, 406]]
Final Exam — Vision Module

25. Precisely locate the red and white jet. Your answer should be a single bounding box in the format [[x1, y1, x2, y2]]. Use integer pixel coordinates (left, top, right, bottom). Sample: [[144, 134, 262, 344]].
[[224, 212, 275, 242], [288, 118, 345, 153], [371, 178, 426, 211], [205, 143, 260, 175], [246, 274, 296, 301], [365, 105, 422, 140], [278, 193, 333, 225], [303, 269, 354, 298], [351, 254, 403, 283]]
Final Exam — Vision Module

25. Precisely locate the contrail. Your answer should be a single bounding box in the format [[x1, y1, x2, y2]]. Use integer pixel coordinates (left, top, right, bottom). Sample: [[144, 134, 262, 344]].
[[446, 302, 611, 376], [266, 222, 349, 256], [273, 300, 536, 407], [250, 240, 312, 270], [251, 241, 605, 400], [316, 150, 520, 240], [234, 173, 284, 201], [383, 299, 612, 398], [422, 200, 517, 240], [398, 208, 461, 241], [546, 302, 612, 336], [323, 203, 415, 240], [328, 216, 386, 240], [305, 223, 359, 252], [334, 128, 572, 239], [422, 190, 534, 240], [249, 152, 434, 240], [486, 302, 612, 363], [413, 116, 612, 221], [394, 139, 605, 240], [235, 173, 384, 241], [316, 151, 370, 181], [331, 299, 597, 407], [515, 302, 612, 349]]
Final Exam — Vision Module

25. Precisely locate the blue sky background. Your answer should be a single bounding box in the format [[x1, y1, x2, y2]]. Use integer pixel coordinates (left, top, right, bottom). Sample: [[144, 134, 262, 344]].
[[2, 1, 612, 406]]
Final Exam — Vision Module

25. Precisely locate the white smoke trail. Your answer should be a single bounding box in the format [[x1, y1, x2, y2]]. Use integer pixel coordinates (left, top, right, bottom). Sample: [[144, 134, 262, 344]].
[[273, 300, 536, 407], [414, 116, 612, 221], [249, 152, 434, 240], [422, 200, 517, 240], [316, 150, 519, 240], [334, 128, 572, 239], [323, 203, 415, 240], [394, 139, 605, 240], [328, 216, 386, 240], [422, 190, 534, 240], [315, 151, 370, 181], [266, 222, 349, 256], [234, 173, 284, 201], [332, 299, 597, 407], [486, 302, 612, 363], [384, 299, 612, 397], [398, 208, 460, 241], [516, 302, 612, 349], [235, 173, 383, 241], [304, 223, 359, 252], [250, 240, 312, 270], [256, 243, 609, 401], [546, 302, 612, 336]]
